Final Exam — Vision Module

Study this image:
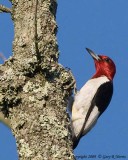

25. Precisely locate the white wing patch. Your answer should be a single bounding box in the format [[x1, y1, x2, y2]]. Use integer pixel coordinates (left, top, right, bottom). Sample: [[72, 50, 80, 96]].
[[72, 106, 100, 136], [72, 76, 109, 137], [82, 106, 100, 135]]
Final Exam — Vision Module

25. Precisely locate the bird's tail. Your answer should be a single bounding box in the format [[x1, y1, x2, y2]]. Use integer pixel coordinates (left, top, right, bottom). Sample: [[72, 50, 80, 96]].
[[71, 122, 82, 149], [72, 135, 80, 149]]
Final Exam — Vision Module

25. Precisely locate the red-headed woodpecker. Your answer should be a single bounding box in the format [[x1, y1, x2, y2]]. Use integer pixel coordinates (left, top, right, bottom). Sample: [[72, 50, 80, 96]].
[[72, 48, 116, 149]]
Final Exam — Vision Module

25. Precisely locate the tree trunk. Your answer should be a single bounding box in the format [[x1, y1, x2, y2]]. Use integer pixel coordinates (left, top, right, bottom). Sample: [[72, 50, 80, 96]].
[[0, 0, 75, 159]]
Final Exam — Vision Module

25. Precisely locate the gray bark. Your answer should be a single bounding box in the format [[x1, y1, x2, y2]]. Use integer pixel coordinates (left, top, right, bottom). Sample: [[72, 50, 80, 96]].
[[0, 0, 75, 159]]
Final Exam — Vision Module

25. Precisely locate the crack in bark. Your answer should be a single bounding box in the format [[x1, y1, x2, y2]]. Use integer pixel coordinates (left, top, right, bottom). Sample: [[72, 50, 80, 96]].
[[34, 0, 40, 64]]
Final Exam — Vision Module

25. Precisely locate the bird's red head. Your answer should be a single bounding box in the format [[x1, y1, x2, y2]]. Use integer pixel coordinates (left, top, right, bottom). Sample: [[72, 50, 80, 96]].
[[86, 48, 116, 81]]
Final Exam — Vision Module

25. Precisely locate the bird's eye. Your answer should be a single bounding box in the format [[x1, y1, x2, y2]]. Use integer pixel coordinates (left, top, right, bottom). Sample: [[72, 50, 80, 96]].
[[104, 58, 110, 62]]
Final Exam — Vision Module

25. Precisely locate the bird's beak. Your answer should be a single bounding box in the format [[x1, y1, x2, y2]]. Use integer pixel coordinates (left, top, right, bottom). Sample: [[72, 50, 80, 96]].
[[86, 48, 101, 61]]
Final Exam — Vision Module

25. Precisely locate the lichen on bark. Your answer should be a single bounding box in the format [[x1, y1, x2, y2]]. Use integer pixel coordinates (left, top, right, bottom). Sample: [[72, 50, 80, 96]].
[[0, 0, 75, 159]]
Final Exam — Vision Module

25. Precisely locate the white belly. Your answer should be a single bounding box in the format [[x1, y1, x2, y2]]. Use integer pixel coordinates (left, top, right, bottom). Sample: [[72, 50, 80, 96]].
[[72, 76, 109, 137]]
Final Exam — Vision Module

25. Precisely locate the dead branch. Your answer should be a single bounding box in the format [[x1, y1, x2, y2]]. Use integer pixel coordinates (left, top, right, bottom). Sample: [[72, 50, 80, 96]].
[[0, 5, 12, 13]]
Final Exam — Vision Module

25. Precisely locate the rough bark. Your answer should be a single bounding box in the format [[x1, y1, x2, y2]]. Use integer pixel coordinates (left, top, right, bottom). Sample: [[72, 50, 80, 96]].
[[0, 0, 75, 159]]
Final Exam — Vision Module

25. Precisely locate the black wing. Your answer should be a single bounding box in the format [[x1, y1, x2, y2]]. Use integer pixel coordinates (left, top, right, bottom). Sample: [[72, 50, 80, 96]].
[[73, 81, 113, 149], [93, 81, 113, 116]]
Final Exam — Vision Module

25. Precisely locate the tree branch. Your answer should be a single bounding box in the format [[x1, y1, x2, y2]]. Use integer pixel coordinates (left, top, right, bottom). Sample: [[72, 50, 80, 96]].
[[0, 112, 11, 128], [0, 5, 12, 13], [0, 53, 6, 62]]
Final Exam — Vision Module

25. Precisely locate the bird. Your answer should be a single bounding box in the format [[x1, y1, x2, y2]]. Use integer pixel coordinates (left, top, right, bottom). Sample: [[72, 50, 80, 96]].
[[71, 48, 116, 149]]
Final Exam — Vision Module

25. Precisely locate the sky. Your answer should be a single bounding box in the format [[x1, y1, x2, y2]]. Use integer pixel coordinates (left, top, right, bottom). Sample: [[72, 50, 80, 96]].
[[0, 0, 128, 159]]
